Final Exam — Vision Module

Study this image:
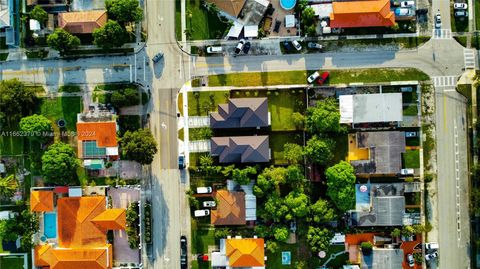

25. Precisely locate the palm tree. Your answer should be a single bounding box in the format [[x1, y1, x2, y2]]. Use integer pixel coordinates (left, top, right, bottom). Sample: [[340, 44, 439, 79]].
[[0, 175, 18, 198]]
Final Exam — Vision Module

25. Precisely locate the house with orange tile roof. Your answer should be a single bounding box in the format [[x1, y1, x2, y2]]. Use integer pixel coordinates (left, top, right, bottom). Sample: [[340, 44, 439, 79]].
[[76, 109, 119, 170], [329, 0, 395, 29], [211, 189, 246, 226], [58, 10, 107, 34], [211, 237, 265, 268], [31, 194, 126, 269]]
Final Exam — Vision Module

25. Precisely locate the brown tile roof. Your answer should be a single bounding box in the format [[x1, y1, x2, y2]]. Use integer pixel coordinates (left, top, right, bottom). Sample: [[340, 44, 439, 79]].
[[211, 190, 246, 225], [330, 0, 395, 28], [35, 244, 113, 269], [77, 121, 118, 147], [207, 0, 246, 17], [58, 10, 107, 34], [30, 190, 54, 212]]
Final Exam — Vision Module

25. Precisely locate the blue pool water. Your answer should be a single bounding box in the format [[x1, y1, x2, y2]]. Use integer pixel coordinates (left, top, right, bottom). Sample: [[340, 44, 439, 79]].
[[282, 251, 291, 265], [280, 0, 296, 10], [44, 212, 57, 239], [355, 183, 371, 211]]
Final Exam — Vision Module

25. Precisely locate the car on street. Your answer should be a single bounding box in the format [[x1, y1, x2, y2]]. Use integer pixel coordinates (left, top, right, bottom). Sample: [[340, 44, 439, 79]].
[[283, 41, 294, 52], [196, 187, 213, 194], [180, 236, 187, 269], [194, 209, 210, 217], [292, 40, 302, 51], [435, 13, 442, 28], [426, 252, 438, 261], [307, 71, 320, 84], [307, 42, 323, 50], [454, 10, 468, 17], [425, 242, 439, 250], [400, 1, 415, 7], [401, 168, 415, 175], [454, 3, 468, 9], [206, 46, 223, 54], [234, 39, 246, 55], [243, 42, 251, 54], [317, 71, 330, 85], [407, 253, 415, 267], [203, 201, 216, 207], [405, 131, 418, 138], [152, 52, 164, 63], [395, 8, 414, 16], [178, 155, 185, 169]]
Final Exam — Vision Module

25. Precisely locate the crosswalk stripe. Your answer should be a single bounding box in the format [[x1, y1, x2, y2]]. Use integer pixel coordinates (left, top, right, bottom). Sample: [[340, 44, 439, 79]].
[[464, 49, 476, 69], [432, 76, 458, 87], [432, 29, 452, 39]]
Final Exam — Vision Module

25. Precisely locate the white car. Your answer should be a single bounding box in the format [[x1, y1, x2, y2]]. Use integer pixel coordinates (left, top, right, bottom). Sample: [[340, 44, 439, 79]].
[[400, 168, 414, 175], [400, 1, 415, 7], [425, 252, 438, 261], [292, 40, 302, 51], [435, 13, 442, 28], [307, 71, 320, 84], [194, 209, 210, 217], [196, 187, 213, 194], [407, 253, 415, 267], [234, 39, 246, 55], [454, 3, 468, 9], [203, 201, 216, 207], [425, 242, 439, 250]]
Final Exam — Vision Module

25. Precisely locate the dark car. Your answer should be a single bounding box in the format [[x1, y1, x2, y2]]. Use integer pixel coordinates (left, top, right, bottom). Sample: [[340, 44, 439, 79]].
[[178, 155, 185, 169], [243, 42, 251, 54], [283, 41, 293, 52], [152, 52, 164, 63], [180, 236, 187, 269], [317, 71, 330, 85]]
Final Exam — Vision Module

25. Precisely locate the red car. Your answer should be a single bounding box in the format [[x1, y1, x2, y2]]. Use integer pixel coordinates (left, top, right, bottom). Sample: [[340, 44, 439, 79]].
[[317, 71, 329, 85]]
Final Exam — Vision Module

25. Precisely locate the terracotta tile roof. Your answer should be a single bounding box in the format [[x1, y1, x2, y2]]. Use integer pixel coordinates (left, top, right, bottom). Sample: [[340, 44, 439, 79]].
[[345, 233, 375, 245], [35, 244, 112, 269], [330, 0, 395, 28], [226, 238, 265, 267], [211, 190, 246, 225], [207, 0, 246, 17], [76, 122, 117, 147], [59, 10, 107, 34], [34, 244, 53, 266], [30, 191, 54, 212], [92, 208, 126, 230]]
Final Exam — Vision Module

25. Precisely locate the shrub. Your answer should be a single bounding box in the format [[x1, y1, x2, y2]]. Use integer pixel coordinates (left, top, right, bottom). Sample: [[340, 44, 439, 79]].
[[126, 201, 140, 248]]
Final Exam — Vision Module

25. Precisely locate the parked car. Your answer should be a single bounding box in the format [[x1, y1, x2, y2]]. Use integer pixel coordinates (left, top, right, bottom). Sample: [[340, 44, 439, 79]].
[[405, 131, 418, 138], [197, 254, 209, 262], [196, 187, 213, 194], [317, 71, 330, 85], [206, 46, 223, 54], [407, 253, 415, 267], [243, 42, 251, 54], [401, 86, 413, 92], [180, 236, 187, 269], [400, 1, 415, 7], [283, 41, 293, 52], [395, 8, 414, 16], [203, 201, 216, 207], [425, 252, 438, 261], [425, 242, 439, 250], [292, 40, 302, 51], [152, 52, 164, 63], [307, 42, 323, 50], [435, 13, 442, 28], [194, 209, 210, 217], [307, 71, 320, 84], [454, 3, 468, 9], [401, 168, 415, 175], [454, 10, 468, 17], [234, 39, 246, 55], [178, 155, 185, 169]]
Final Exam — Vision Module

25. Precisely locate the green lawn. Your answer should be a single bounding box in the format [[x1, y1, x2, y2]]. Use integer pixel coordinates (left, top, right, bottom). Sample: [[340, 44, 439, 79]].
[[321, 36, 431, 50], [191, 220, 216, 254], [205, 68, 429, 87], [0, 135, 24, 156], [270, 132, 303, 165], [25, 49, 48, 59], [316, 244, 349, 268], [476, 0, 480, 30], [331, 134, 348, 164], [185, 0, 229, 40], [58, 85, 82, 93], [403, 149, 420, 168], [191, 260, 210, 269], [175, 0, 182, 40], [187, 91, 230, 116], [454, 36, 468, 47], [0, 256, 24, 269], [35, 96, 83, 131], [0, 53, 8, 61], [189, 127, 212, 141], [266, 242, 299, 268], [403, 104, 418, 116], [406, 137, 420, 147]]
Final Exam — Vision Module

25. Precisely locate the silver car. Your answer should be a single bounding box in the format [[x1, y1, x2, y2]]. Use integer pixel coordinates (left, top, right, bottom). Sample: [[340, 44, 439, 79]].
[[307, 71, 320, 84], [435, 13, 442, 28]]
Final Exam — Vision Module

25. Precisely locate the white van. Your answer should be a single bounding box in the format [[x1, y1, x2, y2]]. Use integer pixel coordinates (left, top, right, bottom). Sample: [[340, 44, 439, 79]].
[[194, 209, 210, 217], [206, 46, 223, 54], [395, 8, 413, 16], [196, 187, 213, 194]]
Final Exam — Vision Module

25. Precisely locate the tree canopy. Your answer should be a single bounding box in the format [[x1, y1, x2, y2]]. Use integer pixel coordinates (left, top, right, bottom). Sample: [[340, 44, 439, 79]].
[[121, 128, 157, 165], [0, 175, 18, 199], [93, 20, 128, 49], [310, 198, 336, 223], [284, 191, 310, 219], [261, 194, 289, 222], [306, 98, 346, 134], [41, 142, 79, 185], [283, 143, 304, 164], [47, 29, 80, 54], [306, 226, 334, 252], [304, 136, 335, 165], [0, 79, 36, 124], [106, 0, 143, 24], [19, 114, 53, 143], [30, 5, 48, 25], [110, 88, 140, 108], [325, 161, 356, 212], [0, 209, 38, 251], [273, 226, 289, 242], [232, 166, 257, 185]]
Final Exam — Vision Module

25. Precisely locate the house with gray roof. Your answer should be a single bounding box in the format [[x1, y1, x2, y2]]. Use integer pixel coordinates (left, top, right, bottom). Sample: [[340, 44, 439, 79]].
[[339, 93, 403, 125], [350, 196, 405, 226], [361, 248, 404, 269], [210, 98, 269, 129], [211, 136, 270, 163]]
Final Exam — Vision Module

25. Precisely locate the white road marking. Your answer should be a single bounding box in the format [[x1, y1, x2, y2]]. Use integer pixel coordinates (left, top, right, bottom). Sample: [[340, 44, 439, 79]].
[[432, 29, 452, 39], [463, 48, 476, 69], [432, 76, 457, 87]]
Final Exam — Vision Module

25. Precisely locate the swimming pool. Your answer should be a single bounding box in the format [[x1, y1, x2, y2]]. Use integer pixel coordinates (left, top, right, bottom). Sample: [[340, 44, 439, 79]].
[[43, 212, 57, 239], [355, 183, 371, 211], [280, 0, 296, 10]]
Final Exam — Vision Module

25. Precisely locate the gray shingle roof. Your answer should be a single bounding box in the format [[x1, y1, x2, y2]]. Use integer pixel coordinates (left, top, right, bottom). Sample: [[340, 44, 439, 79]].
[[361, 248, 404, 269], [211, 136, 270, 163], [351, 196, 405, 226], [210, 98, 269, 129]]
